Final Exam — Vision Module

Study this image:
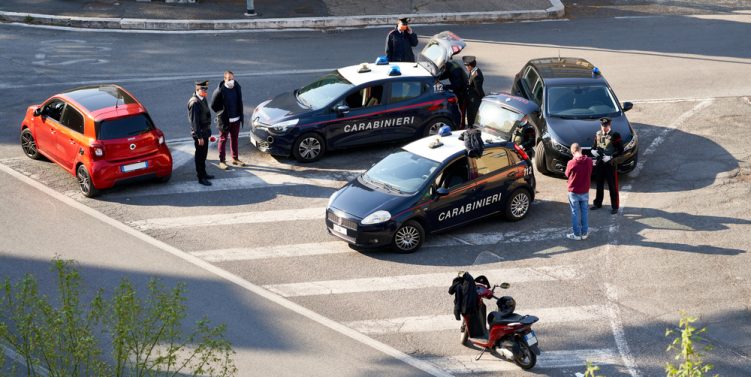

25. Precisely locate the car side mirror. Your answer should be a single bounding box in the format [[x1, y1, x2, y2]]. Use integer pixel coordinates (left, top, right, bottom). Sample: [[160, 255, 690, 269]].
[[334, 105, 350, 115], [33, 107, 43, 117], [622, 102, 633, 112], [435, 187, 449, 197]]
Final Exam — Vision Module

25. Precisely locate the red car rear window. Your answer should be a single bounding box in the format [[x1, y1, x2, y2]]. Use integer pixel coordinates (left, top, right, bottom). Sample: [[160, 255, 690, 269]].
[[96, 114, 155, 140]]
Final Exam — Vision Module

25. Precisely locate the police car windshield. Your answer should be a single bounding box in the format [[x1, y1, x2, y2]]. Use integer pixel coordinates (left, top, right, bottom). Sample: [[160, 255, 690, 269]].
[[297, 71, 354, 110], [362, 151, 439, 194], [546, 84, 619, 119], [476, 102, 523, 139]]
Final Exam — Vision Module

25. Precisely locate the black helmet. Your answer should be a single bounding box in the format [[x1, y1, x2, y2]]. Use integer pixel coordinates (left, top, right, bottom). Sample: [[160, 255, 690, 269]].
[[497, 296, 516, 317]]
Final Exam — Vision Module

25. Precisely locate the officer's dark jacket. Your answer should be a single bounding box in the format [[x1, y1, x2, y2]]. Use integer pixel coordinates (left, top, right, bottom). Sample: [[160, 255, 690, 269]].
[[594, 129, 624, 161], [439, 60, 468, 101], [467, 67, 485, 101], [211, 81, 244, 131], [188, 93, 211, 138], [449, 272, 484, 337], [385, 28, 418, 63]]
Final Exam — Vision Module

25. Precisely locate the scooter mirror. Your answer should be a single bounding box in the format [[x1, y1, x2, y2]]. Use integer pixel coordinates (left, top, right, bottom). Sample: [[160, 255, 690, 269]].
[[500, 282, 510, 289]]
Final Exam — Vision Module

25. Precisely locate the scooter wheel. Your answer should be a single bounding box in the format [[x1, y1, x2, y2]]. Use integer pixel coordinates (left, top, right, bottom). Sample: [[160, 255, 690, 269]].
[[459, 323, 469, 346], [514, 341, 537, 370]]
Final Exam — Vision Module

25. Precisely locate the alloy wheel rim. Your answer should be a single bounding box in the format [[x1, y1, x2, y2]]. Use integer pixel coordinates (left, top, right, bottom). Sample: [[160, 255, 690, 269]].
[[395, 226, 419, 250], [299, 138, 321, 160], [21, 133, 36, 156], [77, 167, 90, 195], [511, 193, 529, 218], [428, 122, 447, 135]]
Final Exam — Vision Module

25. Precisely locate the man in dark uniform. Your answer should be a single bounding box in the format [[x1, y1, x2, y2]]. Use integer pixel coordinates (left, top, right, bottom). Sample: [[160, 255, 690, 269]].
[[512, 119, 535, 155], [464, 55, 485, 127], [385, 17, 418, 63], [188, 80, 214, 186], [590, 117, 623, 214], [439, 57, 469, 128]]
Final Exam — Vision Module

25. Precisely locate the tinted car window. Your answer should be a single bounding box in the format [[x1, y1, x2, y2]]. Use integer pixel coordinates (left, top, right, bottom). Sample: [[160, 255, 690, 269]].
[[297, 71, 354, 110], [96, 114, 154, 140], [547, 84, 618, 118], [436, 157, 470, 189], [42, 99, 66, 122], [475, 148, 510, 176], [61, 105, 85, 134], [346, 85, 384, 108], [523, 67, 539, 90], [476, 102, 523, 139], [362, 151, 439, 194], [390, 81, 423, 103]]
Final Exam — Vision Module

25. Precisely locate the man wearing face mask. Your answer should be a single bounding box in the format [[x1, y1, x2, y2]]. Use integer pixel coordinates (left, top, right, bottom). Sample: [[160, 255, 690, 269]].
[[211, 70, 246, 170], [385, 17, 418, 63], [188, 80, 214, 186]]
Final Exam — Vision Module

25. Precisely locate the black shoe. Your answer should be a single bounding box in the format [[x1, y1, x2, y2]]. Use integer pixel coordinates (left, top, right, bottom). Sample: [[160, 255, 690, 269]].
[[198, 178, 212, 186], [590, 205, 601, 210], [205, 174, 215, 179], [611, 208, 619, 214]]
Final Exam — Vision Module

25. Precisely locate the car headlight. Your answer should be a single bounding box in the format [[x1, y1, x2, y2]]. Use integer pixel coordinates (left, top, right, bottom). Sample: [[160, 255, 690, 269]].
[[550, 138, 571, 156], [624, 134, 638, 151], [268, 118, 299, 134], [361, 210, 391, 225]]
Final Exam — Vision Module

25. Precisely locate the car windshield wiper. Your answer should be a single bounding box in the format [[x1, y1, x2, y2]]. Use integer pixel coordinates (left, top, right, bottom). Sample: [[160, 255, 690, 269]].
[[381, 182, 404, 194], [550, 114, 577, 119]]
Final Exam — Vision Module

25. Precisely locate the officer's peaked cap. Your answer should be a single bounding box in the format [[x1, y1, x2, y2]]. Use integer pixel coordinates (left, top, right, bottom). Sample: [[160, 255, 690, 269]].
[[462, 56, 476, 65], [398, 17, 410, 24], [599, 117, 612, 125], [195, 80, 209, 87]]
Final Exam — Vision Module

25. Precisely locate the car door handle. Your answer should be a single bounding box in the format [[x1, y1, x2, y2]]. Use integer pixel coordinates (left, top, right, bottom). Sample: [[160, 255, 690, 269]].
[[507, 171, 518, 178], [69, 139, 76, 145]]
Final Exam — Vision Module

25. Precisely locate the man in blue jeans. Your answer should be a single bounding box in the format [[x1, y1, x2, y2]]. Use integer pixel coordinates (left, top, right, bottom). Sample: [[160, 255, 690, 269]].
[[565, 143, 593, 240]]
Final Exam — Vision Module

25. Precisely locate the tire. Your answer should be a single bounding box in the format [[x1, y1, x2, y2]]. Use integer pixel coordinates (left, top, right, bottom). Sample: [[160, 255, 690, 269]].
[[292, 133, 325, 162], [423, 117, 453, 137], [392, 220, 424, 253], [534, 142, 549, 175], [76, 164, 99, 198], [20, 129, 42, 160], [514, 340, 537, 370], [504, 189, 531, 221], [618, 153, 638, 174], [460, 323, 469, 345], [156, 173, 171, 183]]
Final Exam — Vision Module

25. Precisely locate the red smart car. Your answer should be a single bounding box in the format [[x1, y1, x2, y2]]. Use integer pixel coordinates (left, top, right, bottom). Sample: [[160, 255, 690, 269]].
[[20, 85, 172, 197]]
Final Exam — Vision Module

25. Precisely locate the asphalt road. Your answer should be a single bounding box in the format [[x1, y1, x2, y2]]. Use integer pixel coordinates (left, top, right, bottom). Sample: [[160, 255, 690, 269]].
[[1, 8, 750, 377]]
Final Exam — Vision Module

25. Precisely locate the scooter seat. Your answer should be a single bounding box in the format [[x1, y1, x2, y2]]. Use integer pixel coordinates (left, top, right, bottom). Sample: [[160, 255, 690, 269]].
[[491, 313, 539, 325]]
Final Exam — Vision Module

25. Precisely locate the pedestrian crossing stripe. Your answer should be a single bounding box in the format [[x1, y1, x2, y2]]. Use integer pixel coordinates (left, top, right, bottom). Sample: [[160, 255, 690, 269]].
[[263, 266, 581, 297]]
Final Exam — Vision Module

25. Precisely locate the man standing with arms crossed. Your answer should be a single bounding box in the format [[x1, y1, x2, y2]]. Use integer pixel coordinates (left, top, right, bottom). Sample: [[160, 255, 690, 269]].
[[211, 70, 246, 170], [565, 143, 593, 240]]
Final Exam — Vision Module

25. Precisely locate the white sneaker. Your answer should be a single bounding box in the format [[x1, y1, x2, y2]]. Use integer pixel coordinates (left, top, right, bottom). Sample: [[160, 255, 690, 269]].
[[581, 232, 589, 240], [566, 233, 582, 240]]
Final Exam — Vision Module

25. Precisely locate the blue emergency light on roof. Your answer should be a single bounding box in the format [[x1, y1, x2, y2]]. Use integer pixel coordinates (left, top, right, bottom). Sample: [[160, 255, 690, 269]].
[[592, 67, 601, 77], [375, 55, 389, 65], [389, 65, 401, 76], [438, 125, 452, 136]]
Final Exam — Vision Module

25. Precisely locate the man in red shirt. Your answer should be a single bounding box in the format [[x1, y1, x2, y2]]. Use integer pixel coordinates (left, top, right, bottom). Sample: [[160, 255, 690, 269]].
[[565, 143, 593, 240]]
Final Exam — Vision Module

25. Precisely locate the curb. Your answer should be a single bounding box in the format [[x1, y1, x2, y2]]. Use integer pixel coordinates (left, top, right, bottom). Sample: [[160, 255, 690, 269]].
[[0, 0, 564, 31]]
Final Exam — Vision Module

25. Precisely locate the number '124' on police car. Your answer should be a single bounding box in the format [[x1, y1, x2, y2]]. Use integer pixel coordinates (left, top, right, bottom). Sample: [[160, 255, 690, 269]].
[[326, 129, 536, 253]]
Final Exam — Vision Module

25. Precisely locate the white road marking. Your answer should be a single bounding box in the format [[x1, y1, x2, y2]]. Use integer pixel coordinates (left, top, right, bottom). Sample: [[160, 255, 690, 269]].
[[129, 207, 325, 231], [0, 161, 454, 377], [181, 225, 601, 261], [605, 283, 640, 377], [169, 142, 196, 170], [264, 265, 581, 297], [423, 348, 619, 373], [345, 305, 608, 334]]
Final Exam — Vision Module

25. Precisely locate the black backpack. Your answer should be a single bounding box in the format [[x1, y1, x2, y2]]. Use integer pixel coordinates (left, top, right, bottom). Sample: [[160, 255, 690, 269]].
[[462, 128, 484, 158]]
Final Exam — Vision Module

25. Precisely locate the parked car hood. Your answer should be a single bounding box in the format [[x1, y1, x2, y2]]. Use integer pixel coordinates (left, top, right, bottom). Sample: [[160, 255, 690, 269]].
[[256, 91, 309, 124], [546, 115, 632, 148], [329, 178, 407, 219]]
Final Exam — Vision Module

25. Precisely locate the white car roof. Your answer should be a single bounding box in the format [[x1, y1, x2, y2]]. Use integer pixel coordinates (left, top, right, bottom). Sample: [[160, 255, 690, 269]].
[[338, 62, 432, 86], [402, 131, 506, 163]]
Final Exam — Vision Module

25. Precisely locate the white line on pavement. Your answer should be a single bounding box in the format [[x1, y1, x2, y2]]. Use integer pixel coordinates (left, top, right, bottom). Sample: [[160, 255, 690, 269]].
[[183, 225, 600, 261], [0, 161, 454, 377], [423, 348, 619, 373], [263, 265, 581, 297], [129, 207, 325, 231], [345, 305, 608, 334]]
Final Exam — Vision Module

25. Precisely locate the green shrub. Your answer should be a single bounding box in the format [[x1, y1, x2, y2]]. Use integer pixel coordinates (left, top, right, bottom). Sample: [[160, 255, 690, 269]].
[[665, 311, 717, 377]]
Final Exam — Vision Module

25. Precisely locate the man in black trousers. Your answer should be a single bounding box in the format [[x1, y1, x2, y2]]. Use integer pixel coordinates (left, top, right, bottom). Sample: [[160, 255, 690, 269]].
[[591, 117, 623, 214], [188, 80, 214, 186], [463, 56, 485, 127]]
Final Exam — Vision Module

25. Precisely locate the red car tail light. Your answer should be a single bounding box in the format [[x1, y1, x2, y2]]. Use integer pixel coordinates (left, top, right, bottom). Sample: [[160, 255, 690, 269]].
[[155, 129, 165, 145], [514, 143, 529, 161], [90, 143, 105, 159], [447, 96, 458, 104]]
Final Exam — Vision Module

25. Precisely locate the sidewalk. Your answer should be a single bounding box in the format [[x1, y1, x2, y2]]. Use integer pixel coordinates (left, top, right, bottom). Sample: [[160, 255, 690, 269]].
[[0, 0, 564, 31]]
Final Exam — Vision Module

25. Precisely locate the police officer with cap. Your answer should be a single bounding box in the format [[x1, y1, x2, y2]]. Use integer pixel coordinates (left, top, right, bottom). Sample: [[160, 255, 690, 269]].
[[188, 80, 214, 186], [385, 17, 418, 63], [438, 54, 469, 128], [590, 117, 623, 214], [463, 55, 484, 127]]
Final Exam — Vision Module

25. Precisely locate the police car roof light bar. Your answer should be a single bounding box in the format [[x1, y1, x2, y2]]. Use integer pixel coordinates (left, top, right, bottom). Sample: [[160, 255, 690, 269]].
[[592, 67, 601, 77], [375, 55, 389, 65]]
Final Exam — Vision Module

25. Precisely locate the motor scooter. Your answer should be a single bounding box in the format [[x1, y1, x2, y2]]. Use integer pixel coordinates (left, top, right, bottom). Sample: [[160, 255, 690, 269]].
[[452, 273, 541, 370]]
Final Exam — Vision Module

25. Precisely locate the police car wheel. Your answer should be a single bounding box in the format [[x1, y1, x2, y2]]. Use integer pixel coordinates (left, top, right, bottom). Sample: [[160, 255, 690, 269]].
[[505, 189, 530, 221], [423, 117, 452, 137], [393, 220, 424, 253], [534, 142, 549, 175], [292, 133, 325, 162]]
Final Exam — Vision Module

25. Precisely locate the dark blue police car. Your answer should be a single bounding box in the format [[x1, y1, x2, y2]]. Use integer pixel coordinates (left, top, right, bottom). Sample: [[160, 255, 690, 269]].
[[326, 130, 536, 253], [250, 32, 465, 162]]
